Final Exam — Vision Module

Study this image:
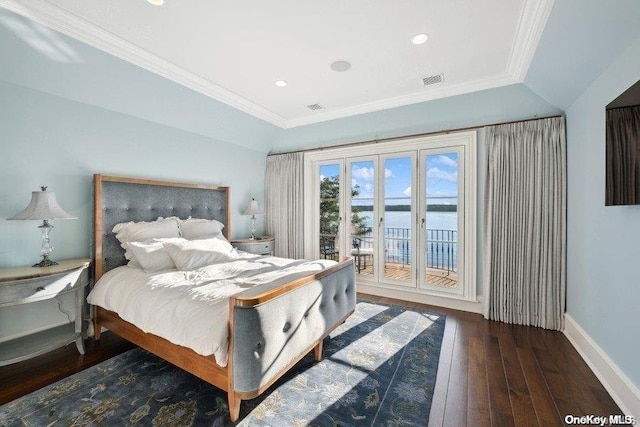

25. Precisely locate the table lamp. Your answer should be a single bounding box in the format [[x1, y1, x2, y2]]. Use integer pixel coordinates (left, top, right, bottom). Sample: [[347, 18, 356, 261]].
[[242, 198, 263, 240], [8, 186, 77, 267]]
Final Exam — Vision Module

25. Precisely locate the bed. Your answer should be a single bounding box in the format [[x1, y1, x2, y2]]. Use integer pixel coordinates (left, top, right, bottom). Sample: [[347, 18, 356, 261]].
[[90, 174, 356, 421]]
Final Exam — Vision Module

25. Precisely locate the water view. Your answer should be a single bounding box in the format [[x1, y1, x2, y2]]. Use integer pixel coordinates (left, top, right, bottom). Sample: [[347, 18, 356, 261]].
[[355, 210, 458, 271], [360, 210, 457, 231], [319, 152, 461, 275]]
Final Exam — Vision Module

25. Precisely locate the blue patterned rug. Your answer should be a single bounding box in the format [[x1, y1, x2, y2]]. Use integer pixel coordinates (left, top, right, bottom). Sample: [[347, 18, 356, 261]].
[[0, 301, 445, 426]]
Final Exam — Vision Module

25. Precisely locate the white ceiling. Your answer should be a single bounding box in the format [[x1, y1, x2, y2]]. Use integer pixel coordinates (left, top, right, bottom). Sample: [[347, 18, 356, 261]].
[[0, 0, 554, 128]]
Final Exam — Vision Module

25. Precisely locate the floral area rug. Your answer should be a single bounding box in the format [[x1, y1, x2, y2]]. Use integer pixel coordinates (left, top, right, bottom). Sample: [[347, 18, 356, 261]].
[[0, 301, 445, 426]]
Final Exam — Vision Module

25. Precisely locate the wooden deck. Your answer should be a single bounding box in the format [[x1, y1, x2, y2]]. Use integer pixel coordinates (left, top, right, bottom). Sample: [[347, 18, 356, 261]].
[[355, 261, 458, 288]]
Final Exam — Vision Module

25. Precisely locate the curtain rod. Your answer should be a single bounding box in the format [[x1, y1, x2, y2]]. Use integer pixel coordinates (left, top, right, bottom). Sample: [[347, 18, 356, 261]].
[[269, 114, 563, 156]]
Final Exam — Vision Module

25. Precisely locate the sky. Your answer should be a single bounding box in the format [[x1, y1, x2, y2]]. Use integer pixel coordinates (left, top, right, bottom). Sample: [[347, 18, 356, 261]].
[[319, 153, 459, 206]]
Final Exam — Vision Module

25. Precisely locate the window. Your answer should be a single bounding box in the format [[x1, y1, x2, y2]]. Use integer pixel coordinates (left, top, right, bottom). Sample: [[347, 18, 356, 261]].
[[304, 131, 477, 302]]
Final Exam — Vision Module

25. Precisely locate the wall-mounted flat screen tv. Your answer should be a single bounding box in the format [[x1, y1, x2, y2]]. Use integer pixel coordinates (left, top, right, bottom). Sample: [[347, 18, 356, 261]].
[[606, 79, 640, 205]]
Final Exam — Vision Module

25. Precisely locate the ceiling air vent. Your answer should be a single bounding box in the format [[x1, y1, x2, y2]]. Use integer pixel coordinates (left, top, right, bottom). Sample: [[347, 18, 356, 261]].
[[422, 73, 444, 86], [306, 103, 324, 111]]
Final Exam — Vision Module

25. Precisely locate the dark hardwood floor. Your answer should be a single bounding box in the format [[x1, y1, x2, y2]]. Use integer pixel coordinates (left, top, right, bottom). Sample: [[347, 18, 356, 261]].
[[0, 331, 135, 405], [0, 294, 621, 426]]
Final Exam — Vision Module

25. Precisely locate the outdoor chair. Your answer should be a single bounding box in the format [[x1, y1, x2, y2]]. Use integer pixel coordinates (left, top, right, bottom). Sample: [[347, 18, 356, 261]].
[[351, 237, 374, 273], [320, 236, 338, 260]]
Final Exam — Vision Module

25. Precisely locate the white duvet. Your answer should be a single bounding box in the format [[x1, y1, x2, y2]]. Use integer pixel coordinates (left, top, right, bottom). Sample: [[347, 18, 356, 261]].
[[87, 254, 336, 367]]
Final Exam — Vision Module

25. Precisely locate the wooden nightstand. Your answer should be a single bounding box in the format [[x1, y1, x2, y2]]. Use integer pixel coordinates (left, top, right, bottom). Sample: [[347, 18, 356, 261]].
[[231, 237, 275, 255], [0, 258, 91, 366]]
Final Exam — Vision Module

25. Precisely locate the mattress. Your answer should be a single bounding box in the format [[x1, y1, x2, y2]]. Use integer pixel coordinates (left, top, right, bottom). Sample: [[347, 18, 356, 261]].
[[87, 254, 336, 367]]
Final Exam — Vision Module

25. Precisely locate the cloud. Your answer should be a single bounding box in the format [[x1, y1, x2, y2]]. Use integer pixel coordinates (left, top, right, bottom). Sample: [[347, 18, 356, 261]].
[[427, 167, 457, 182], [351, 167, 393, 181], [436, 155, 458, 168], [352, 166, 374, 181], [402, 186, 412, 197], [363, 183, 374, 195], [427, 190, 457, 197]]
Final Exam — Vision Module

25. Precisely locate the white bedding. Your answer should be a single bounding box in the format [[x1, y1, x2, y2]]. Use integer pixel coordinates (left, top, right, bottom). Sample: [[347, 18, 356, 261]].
[[87, 254, 336, 367]]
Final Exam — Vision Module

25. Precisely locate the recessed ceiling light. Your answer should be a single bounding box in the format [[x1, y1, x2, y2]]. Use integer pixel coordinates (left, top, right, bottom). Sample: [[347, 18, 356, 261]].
[[275, 80, 288, 87], [330, 60, 351, 72], [412, 33, 429, 45], [146, 0, 165, 5]]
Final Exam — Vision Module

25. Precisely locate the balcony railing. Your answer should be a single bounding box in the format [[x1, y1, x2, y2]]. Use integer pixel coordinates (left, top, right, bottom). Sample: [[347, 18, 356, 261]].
[[319, 228, 457, 272]]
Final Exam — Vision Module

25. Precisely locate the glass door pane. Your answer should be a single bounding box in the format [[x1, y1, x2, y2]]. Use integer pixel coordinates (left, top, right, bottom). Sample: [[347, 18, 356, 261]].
[[420, 149, 463, 293], [382, 154, 416, 286], [348, 159, 376, 278], [319, 163, 342, 261]]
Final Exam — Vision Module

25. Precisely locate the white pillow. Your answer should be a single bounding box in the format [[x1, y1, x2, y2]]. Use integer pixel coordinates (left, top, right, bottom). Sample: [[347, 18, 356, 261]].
[[163, 237, 238, 271], [128, 238, 186, 273], [113, 217, 181, 263], [179, 218, 225, 240]]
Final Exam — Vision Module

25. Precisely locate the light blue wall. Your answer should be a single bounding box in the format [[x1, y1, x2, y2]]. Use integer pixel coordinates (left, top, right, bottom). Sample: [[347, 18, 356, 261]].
[[0, 80, 267, 338], [0, 7, 274, 270], [565, 35, 640, 388], [524, 0, 640, 110], [0, 9, 280, 153], [0, 7, 275, 342], [273, 84, 562, 153], [0, 80, 267, 268], [272, 83, 562, 299]]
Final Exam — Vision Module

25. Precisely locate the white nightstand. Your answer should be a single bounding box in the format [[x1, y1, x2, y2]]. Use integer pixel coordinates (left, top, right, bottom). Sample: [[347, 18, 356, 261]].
[[0, 258, 91, 366], [231, 237, 275, 255]]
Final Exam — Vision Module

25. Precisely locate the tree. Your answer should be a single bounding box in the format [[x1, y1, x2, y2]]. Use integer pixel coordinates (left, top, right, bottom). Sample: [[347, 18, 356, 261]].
[[319, 177, 371, 238], [319, 176, 340, 237], [350, 184, 371, 236]]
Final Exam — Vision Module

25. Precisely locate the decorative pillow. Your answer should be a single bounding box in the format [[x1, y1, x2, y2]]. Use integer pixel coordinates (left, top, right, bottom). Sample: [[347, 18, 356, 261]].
[[113, 217, 181, 263], [163, 237, 238, 271], [179, 218, 225, 240], [128, 238, 186, 273]]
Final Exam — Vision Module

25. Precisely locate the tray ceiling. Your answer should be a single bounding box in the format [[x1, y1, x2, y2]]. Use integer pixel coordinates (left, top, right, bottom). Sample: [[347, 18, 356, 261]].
[[0, 0, 554, 128]]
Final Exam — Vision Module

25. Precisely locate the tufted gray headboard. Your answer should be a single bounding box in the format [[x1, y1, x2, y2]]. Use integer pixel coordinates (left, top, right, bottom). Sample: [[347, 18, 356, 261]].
[[94, 174, 230, 281]]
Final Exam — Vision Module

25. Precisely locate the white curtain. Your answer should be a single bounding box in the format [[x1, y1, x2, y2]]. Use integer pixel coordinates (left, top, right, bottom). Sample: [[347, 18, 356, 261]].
[[483, 117, 566, 330], [265, 152, 304, 259]]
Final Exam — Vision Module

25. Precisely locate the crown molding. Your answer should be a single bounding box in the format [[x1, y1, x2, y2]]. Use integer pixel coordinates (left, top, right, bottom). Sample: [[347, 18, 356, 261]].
[[284, 73, 518, 129], [0, 0, 548, 129], [506, 0, 555, 81], [0, 0, 289, 128]]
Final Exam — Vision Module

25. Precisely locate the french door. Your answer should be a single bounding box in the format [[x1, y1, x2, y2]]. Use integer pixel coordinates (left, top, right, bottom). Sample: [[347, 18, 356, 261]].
[[344, 154, 418, 287], [419, 147, 464, 295], [380, 154, 418, 287], [305, 132, 476, 301], [318, 160, 344, 262]]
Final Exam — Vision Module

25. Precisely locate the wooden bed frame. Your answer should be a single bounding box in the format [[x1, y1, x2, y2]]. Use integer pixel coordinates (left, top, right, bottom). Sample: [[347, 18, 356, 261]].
[[92, 174, 356, 421]]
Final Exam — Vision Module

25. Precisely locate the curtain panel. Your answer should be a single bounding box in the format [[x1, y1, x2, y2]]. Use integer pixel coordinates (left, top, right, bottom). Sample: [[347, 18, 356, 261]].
[[483, 117, 567, 330], [606, 105, 640, 205], [265, 152, 304, 259]]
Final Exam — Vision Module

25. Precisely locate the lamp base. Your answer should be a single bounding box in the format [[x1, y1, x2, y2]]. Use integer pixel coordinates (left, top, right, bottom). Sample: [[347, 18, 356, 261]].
[[33, 256, 59, 268]]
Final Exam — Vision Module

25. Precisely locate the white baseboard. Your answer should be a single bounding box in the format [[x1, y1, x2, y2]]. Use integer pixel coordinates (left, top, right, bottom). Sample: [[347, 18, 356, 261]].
[[357, 283, 483, 314], [564, 314, 640, 419]]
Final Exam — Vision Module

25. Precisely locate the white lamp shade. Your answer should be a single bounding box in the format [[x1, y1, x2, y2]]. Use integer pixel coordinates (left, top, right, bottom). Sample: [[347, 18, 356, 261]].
[[8, 187, 77, 220], [243, 198, 263, 216]]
